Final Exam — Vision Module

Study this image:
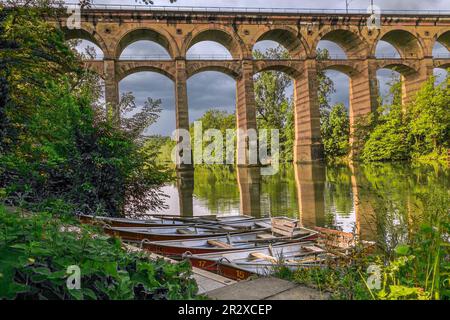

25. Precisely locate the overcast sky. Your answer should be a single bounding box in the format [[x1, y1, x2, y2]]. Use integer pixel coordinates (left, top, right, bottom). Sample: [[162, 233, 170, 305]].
[[73, 0, 449, 136]]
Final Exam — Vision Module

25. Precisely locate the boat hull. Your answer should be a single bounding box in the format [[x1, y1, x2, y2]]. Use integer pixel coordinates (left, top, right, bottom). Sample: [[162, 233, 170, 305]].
[[186, 243, 329, 281], [188, 256, 254, 281], [104, 227, 265, 242], [142, 231, 319, 257], [79, 214, 254, 228]]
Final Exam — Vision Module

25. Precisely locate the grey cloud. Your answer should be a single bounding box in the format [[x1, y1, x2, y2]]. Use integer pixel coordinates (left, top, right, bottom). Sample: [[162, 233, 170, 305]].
[[121, 41, 170, 58]]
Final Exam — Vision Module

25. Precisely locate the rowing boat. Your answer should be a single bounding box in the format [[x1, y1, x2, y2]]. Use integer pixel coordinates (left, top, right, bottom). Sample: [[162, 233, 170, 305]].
[[140, 227, 318, 257], [105, 221, 270, 241], [314, 226, 376, 253], [79, 215, 188, 228], [79, 214, 254, 228], [105, 217, 301, 241], [186, 243, 334, 281]]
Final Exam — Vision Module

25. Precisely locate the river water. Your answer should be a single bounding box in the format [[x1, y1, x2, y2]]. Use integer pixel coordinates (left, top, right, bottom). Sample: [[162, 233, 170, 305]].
[[148, 162, 449, 249]]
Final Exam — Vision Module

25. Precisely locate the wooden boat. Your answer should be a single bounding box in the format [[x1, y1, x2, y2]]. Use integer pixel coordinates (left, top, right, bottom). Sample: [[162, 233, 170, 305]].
[[187, 243, 334, 281], [140, 227, 319, 257], [314, 226, 377, 254], [79, 214, 254, 228], [79, 214, 188, 228], [105, 217, 300, 242], [105, 223, 269, 241], [314, 226, 357, 249]]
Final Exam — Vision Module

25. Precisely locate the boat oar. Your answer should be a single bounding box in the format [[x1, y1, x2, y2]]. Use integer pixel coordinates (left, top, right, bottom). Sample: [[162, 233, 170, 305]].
[[249, 252, 278, 263], [232, 238, 313, 245], [207, 240, 234, 249]]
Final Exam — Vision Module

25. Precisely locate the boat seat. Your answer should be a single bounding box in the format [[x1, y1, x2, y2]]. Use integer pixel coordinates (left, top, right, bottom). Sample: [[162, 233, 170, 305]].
[[271, 218, 298, 238], [207, 240, 233, 249]]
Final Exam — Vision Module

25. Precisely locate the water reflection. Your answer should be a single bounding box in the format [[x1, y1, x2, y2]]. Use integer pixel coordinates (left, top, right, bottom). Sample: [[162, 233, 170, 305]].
[[237, 166, 261, 218], [350, 164, 377, 242], [176, 169, 194, 217], [149, 162, 449, 245], [294, 164, 326, 228]]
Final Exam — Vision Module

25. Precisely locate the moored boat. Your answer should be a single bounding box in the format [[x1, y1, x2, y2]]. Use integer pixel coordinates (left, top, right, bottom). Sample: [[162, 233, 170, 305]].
[[186, 243, 334, 281], [79, 214, 188, 228], [314, 226, 376, 253], [105, 217, 300, 241], [79, 214, 255, 228], [105, 222, 269, 241], [140, 227, 318, 257]]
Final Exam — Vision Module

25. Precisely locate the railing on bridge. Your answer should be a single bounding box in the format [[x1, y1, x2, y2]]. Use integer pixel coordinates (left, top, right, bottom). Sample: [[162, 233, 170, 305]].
[[434, 53, 450, 58], [118, 54, 234, 60], [115, 54, 437, 61], [61, 3, 450, 16], [119, 55, 172, 61], [88, 54, 450, 61]]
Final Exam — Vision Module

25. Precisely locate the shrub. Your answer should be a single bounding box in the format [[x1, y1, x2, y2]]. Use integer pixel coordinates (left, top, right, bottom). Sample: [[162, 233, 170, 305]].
[[321, 103, 350, 159], [0, 205, 199, 300], [0, 3, 170, 217]]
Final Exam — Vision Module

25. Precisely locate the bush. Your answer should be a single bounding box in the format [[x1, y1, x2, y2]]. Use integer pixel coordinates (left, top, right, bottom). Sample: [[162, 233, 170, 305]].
[[359, 76, 449, 163], [0, 3, 170, 217], [321, 103, 350, 159], [408, 77, 450, 159], [0, 205, 199, 300], [361, 103, 410, 162]]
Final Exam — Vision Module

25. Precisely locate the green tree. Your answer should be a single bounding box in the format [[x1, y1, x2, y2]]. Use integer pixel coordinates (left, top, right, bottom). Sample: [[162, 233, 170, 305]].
[[316, 49, 348, 159], [321, 103, 350, 158], [361, 102, 410, 162], [192, 109, 235, 134], [408, 76, 450, 159], [189, 109, 236, 163], [359, 73, 449, 162], [0, 2, 169, 217], [253, 47, 293, 162], [316, 49, 336, 118]]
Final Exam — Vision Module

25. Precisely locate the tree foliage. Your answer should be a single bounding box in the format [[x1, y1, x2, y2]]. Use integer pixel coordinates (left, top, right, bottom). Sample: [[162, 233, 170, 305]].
[[360, 75, 449, 162], [316, 49, 348, 159], [321, 103, 350, 159], [189, 109, 235, 163], [408, 76, 450, 159], [316, 48, 336, 118], [0, 2, 170, 217], [361, 103, 410, 162], [253, 47, 294, 162], [0, 205, 198, 300]]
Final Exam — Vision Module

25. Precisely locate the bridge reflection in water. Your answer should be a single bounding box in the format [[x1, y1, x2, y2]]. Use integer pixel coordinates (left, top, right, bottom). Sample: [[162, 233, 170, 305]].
[[150, 164, 442, 240]]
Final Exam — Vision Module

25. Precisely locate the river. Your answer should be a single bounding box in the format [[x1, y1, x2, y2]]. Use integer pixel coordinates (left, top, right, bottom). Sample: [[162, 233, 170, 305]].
[[148, 162, 449, 252]]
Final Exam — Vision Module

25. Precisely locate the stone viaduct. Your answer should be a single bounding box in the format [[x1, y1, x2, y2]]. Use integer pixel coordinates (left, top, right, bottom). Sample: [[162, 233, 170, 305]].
[[58, 7, 450, 164]]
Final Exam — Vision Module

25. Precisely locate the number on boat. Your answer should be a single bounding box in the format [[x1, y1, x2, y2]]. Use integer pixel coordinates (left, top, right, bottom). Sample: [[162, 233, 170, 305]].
[[236, 270, 246, 280]]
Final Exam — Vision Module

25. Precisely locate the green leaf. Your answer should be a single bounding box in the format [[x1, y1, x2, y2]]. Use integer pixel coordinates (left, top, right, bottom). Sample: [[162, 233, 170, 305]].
[[68, 289, 83, 300], [395, 244, 411, 256]]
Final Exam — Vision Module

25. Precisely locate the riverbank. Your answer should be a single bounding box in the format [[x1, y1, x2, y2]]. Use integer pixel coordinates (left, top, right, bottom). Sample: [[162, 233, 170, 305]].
[[272, 194, 450, 300], [0, 205, 199, 300]]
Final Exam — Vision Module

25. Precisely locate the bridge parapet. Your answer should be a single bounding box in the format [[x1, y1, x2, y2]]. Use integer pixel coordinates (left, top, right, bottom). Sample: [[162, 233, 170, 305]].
[[434, 58, 450, 70]]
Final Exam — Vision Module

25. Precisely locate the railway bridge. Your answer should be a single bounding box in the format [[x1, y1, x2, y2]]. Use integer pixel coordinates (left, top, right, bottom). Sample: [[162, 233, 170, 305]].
[[57, 5, 450, 163]]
